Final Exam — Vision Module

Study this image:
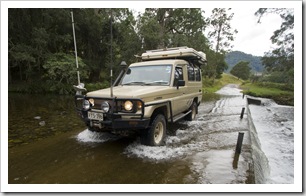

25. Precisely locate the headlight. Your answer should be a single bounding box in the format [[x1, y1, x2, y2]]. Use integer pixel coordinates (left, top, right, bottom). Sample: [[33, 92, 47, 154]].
[[124, 100, 133, 111], [83, 100, 90, 110], [101, 101, 110, 113]]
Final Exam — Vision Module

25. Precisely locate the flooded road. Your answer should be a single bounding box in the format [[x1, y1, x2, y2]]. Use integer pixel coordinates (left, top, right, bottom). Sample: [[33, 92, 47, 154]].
[[8, 86, 254, 185]]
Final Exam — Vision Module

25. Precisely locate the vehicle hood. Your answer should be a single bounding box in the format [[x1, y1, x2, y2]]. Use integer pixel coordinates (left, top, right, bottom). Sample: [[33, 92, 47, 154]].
[[86, 85, 173, 101]]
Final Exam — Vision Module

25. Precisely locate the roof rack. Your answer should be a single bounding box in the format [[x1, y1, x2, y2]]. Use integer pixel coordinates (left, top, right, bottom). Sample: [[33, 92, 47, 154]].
[[141, 46, 207, 67]]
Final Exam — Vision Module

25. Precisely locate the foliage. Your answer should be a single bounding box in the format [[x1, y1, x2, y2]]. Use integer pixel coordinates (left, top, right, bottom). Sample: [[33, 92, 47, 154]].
[[8, 8, 239, 94], [241, 82, 293, 106], [255, 8, 294, 85], [42, 53, 89, 93], [202, 73, 242, 93], [230, 61, 251, 80], [207, 8, 238, 53], [205, 8, 238, 80], [225, 51, 264, 72]]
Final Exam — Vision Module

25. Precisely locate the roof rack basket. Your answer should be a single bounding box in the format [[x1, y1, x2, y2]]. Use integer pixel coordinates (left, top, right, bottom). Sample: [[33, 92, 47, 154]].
[[141, 46, 207, 67]]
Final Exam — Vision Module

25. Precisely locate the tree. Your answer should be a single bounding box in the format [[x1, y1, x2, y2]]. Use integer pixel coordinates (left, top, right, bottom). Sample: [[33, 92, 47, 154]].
[[206, 8, 238, 81], [255, 8, 294, 84], [230, 61, 251, 80], [207, 8, 238, 54], [137, 8, 207, 50], [42, 53, 89, 94]]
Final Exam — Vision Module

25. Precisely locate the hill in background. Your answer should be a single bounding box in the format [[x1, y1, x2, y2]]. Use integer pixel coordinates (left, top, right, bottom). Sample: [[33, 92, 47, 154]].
[[225, 51, 264, 73]]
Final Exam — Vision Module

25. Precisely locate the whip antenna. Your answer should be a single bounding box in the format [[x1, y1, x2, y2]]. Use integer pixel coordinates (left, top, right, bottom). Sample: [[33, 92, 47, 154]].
[[71, 10, 80, 86], [110, 9, 114, 97]]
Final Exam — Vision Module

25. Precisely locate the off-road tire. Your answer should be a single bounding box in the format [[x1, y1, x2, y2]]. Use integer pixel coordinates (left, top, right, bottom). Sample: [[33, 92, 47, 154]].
[[140, 114, 166, 146], [185, 101, 197, 121]]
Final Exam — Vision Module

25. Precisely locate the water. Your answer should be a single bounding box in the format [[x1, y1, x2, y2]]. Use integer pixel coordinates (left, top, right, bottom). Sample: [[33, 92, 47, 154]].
[[8, 89, 255, 186], [8, 93, 85, 148]]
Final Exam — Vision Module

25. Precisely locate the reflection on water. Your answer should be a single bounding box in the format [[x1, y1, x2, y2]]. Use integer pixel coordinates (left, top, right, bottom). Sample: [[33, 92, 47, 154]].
[[8, 93, 85, 148]]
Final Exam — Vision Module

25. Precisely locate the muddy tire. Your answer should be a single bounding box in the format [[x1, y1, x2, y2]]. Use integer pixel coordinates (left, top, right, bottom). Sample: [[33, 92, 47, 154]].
[[140, 114, 166, 146], [185, 101, 197, 121]]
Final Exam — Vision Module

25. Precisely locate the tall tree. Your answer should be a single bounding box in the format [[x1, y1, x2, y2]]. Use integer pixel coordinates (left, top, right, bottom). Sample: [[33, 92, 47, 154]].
[[255, 8, 294, 84], [137, 8, 207, 50], [207, 8, 238, 54], [206, 8, 238, 81]]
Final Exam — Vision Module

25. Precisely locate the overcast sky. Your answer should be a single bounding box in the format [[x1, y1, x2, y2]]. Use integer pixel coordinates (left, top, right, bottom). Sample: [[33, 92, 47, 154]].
[[229, 8, 283, 57]]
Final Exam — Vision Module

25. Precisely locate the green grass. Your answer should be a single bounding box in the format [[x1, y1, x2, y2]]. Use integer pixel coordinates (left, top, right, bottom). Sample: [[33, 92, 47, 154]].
[[241, 82, 294, 106], [201, 73, 294, 106], [202, 73, 243, 93]]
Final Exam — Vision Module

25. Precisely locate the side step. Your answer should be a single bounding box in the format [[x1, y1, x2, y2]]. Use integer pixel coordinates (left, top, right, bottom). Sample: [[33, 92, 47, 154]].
[[171, 110, 191, 123]]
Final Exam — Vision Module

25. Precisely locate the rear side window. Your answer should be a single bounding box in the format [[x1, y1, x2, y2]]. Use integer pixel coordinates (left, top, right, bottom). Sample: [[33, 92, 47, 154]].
[[187, 64, 201, 81], [187, 65, 195, 81], [195, 67, 201, 81]]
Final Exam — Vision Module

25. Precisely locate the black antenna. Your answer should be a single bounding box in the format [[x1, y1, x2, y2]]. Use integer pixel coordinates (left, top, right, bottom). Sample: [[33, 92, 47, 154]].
[[110, 9, 113, 97]]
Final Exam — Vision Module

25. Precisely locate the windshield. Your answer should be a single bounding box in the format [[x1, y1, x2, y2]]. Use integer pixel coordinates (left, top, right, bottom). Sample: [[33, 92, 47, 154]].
[[121, 65, 172, 86]]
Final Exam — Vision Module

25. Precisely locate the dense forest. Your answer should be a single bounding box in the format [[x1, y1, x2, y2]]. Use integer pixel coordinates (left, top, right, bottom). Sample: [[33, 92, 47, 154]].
[[225, 51, 264, 73], [8, 8, 294, 94]]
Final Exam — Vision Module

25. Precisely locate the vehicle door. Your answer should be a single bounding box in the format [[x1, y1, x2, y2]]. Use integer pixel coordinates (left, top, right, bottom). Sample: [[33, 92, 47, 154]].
[[171, 65, 188, 115]]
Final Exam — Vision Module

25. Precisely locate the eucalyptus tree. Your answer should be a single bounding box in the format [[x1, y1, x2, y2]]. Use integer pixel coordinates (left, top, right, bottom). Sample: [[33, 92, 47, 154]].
[[207, 8, 238, 53], [137, 8, 207, 50], [206, 8, 237, 80], [255, 8, 294, 84]]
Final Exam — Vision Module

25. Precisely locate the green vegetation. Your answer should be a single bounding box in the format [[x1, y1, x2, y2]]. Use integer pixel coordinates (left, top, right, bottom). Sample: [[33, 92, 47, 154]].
[[202, 73, 242, 93], [8, 8, 237, 94], [241, 82, 294, 106], [202, 73, 294, 106], [230, 61, 251, 80]]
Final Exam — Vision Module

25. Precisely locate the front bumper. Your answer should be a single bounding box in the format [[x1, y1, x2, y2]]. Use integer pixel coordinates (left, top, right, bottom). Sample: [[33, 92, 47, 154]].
[[75, 95, 150, 131]]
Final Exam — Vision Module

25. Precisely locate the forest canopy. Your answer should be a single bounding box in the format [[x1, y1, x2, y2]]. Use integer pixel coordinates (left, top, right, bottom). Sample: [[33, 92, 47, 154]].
[[8, 8, 294, 94]]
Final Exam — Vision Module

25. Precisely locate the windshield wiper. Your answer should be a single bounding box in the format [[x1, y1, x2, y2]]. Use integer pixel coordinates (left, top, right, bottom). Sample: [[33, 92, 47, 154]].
[[122, 81, 146, 85], [143, 81, 169, 85]]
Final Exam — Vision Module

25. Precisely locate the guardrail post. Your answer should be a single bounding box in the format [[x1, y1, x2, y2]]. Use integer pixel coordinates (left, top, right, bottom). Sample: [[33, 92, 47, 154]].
[[240, 107, 245, 119], [235, 132, 244, 154]]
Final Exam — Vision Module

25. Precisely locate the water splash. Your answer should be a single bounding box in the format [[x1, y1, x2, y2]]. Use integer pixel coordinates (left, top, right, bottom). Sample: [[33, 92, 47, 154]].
[[76, 129, 120, 143]]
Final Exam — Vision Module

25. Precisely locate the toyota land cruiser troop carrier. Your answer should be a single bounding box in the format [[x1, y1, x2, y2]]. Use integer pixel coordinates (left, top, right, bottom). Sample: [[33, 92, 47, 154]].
[[74, 46, 206, 146]]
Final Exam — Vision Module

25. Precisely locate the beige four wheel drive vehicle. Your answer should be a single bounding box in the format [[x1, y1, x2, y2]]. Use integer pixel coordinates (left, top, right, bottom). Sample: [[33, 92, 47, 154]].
[[74, 47, 207, 146]]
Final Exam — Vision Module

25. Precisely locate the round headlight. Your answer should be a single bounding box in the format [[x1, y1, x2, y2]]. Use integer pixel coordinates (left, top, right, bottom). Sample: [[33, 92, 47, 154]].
[[124, 100, 133, 111], [83, 100, 90, 110], [101, 101, 110, 113]]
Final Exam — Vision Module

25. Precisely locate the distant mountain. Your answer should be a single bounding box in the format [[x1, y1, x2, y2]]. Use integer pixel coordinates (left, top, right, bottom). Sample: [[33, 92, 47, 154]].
[[225, 51, 264, 73]]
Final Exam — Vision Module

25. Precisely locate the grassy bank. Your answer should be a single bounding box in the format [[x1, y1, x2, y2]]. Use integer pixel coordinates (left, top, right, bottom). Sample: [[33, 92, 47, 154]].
[[202, 73, 242, 93], [241, 82, 294, 106], [202, 73, 294, 106]]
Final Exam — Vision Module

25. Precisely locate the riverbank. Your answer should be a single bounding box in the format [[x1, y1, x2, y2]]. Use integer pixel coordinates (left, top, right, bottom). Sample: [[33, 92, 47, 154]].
[[202, 73, 294, 106], [240, 82, 294, 106]]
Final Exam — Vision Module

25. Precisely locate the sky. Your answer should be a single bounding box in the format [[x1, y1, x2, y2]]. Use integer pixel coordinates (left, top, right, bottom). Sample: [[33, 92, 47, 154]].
[[225, 8, 283, 57]]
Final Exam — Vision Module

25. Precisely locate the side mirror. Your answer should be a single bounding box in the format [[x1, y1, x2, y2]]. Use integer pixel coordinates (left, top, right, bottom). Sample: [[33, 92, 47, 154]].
[[177, 80, 185, 89]]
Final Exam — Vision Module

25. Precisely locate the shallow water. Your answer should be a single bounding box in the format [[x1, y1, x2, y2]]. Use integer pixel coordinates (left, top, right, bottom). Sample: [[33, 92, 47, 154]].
[[8, 90, 254, 185]]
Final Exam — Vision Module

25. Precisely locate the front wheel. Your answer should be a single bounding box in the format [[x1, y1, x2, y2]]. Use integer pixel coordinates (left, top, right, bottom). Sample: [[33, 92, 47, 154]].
[[185, 101, 197, 121], [140, 114, 166, 146]]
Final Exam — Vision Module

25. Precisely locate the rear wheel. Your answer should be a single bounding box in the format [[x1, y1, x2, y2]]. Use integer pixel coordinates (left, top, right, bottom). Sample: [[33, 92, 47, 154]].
[[186, 101, 197, 121], [140, 114, 166, 146]]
